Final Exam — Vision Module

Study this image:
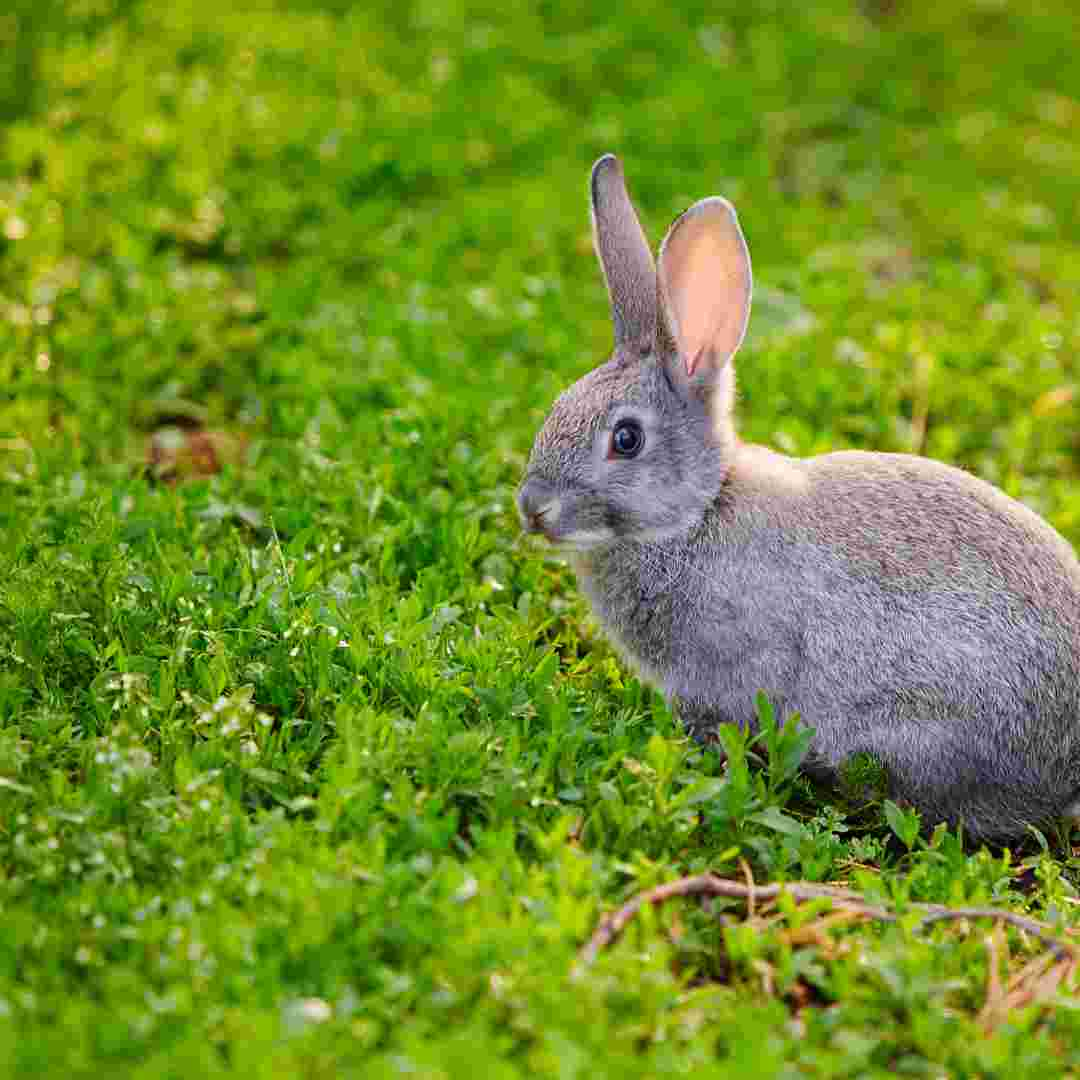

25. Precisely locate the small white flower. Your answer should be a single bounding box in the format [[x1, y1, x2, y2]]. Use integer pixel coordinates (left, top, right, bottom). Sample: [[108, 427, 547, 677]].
[[300, 998, 332, 1023]]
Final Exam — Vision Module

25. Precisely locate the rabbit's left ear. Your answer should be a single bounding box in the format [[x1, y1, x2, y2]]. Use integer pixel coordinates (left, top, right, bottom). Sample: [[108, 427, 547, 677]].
[[590, 155, 657, 354], [657, 197, 752, 380]]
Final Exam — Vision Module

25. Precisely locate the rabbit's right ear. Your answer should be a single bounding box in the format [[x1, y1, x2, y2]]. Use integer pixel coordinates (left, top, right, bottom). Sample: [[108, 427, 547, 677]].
[[657, 197, 752, 383], [590, 155, 657, 354]]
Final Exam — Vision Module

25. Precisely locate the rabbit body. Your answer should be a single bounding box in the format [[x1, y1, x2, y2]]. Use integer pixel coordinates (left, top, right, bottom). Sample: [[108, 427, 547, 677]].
[[573, 438, 1080, 838], [518, 156, 1080, 838]]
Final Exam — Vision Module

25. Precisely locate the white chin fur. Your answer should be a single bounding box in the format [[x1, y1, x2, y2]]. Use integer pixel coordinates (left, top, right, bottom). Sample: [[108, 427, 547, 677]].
[[553, 529, 616, 550], [628, 523, 697, 544]]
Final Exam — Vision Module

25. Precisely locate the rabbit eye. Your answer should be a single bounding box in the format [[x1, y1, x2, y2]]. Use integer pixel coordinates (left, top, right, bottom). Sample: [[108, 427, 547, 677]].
[[610, 419, 645, 458]]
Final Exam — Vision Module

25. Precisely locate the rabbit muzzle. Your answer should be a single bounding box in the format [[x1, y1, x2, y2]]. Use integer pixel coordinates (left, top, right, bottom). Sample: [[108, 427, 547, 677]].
[[517, 476, 562, 539]]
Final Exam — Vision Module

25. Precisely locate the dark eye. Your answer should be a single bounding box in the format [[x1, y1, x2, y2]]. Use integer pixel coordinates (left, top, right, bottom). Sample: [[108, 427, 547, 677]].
[[610, 419, 644, 458]]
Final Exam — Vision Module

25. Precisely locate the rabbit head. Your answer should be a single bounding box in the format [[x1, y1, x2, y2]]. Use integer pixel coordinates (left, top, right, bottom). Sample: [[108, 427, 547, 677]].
[[518, 155, 753, 548]]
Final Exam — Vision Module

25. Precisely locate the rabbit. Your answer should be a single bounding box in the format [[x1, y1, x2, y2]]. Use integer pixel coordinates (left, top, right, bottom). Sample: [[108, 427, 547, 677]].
[[517, 153, 1080, 840]]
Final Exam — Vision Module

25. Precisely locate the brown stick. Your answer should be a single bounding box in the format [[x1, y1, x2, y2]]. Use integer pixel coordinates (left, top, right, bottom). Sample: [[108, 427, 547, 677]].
[[575, 874, 1074, 971], [917, 908, 1072, 955], [738, 858, 757, 919], [977, 925, 1007, 1032]]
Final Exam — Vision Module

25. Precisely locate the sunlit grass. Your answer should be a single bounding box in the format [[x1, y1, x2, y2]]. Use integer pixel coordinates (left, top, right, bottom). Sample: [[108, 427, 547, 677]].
[[2, 0, 1080, 1075]]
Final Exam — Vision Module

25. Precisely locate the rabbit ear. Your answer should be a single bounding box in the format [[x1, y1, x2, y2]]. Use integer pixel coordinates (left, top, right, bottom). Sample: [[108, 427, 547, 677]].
[[590, 155, 657, 353], [657, 197, 752, 380]]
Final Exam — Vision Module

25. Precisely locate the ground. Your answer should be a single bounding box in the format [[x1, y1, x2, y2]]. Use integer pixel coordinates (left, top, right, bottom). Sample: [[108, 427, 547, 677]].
[[2, 1, 1080, 1076]]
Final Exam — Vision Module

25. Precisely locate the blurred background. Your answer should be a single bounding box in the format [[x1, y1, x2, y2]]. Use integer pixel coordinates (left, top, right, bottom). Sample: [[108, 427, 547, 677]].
[[4, 4, 1080, 1070], [1, 0, 1079, 532]]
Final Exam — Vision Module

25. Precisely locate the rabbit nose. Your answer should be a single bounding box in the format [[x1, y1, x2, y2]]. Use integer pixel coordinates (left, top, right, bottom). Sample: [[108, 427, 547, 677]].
[[518, 478, 560, 534]]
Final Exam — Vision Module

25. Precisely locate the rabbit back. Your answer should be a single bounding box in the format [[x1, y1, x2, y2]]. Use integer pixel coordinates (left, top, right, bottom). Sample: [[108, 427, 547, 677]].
[[573, 445, 1080, 837]]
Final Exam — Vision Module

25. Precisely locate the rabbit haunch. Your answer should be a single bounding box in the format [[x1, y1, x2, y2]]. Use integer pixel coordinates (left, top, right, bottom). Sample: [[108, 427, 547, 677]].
[[517, 154, 1080, 839]]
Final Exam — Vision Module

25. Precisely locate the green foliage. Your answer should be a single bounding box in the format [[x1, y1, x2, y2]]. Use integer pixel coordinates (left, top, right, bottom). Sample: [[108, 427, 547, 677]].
[[2, 0, 1080, 1075], [883, 799, 922, 851], [838, 749, 889, 807]]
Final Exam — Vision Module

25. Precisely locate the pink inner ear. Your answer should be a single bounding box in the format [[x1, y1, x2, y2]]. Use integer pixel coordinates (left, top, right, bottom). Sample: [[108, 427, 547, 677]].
[[659, 199, 752, 379], [686, 345, 710, 378]]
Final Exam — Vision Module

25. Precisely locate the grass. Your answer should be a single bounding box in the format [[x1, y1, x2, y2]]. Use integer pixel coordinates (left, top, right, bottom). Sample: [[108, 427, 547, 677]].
[[2, 0, 1080, 1074]]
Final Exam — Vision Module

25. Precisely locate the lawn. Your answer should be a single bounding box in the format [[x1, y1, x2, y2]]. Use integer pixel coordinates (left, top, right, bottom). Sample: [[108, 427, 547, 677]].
[[3, 0, 1080, 1075]]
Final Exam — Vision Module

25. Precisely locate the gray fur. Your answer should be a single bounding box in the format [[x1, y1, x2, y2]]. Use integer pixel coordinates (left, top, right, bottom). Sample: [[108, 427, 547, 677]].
[[590, 154, 657, 354], [517, 155, 1080, 840]]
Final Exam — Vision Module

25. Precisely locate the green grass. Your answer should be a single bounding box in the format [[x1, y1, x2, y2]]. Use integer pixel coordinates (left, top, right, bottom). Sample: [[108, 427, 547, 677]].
[[3, 0, 1080, 1074]]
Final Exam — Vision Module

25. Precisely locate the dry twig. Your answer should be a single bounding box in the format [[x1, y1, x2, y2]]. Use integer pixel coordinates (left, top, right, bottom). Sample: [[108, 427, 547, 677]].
[[977, 925, 1007, 1031], [738, 858, 757, 919], [575, 873, 1075, 973]]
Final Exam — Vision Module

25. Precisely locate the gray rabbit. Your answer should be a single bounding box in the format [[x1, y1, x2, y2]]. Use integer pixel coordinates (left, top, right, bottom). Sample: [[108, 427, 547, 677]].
[[517, 154, 1080, 840]]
